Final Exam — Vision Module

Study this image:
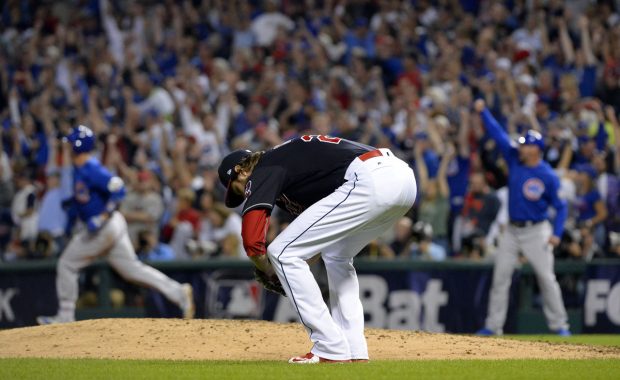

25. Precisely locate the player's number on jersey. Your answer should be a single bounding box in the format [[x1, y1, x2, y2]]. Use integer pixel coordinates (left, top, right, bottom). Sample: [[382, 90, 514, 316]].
[[301, 135, 342, 144]]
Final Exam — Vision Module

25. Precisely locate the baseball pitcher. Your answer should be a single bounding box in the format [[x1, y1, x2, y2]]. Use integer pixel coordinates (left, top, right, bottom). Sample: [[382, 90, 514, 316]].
[[218, 135, 417, 363], [37, 125, 194, 324], [474, 100, 570, 336]]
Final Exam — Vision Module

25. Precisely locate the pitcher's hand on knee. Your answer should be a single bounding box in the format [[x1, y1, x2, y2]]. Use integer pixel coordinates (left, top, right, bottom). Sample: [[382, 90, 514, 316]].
[[250, 254, 276, 277]]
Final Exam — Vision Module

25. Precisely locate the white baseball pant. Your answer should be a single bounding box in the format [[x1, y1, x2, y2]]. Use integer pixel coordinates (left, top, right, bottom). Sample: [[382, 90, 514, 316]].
[[55, 211, 187, 319], [484, 221, 569, 334], [268, 149, 417, 360]]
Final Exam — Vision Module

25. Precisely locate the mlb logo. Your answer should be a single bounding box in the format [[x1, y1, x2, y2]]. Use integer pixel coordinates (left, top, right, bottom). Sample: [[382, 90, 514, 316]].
[[205, 270, 263, 319]]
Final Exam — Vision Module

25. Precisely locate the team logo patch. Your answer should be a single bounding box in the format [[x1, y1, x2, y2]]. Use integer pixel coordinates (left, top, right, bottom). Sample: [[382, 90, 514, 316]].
[[244, 180, 252, 198], [522, 178, 545, 201]]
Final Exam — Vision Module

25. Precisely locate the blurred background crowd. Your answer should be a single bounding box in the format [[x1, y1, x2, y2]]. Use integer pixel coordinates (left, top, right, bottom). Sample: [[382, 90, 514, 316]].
[[1, 0, 619, 264]]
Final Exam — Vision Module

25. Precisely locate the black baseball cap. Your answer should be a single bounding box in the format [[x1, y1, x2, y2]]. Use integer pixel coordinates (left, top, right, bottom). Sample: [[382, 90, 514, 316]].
[[218, 149, 252, 208]]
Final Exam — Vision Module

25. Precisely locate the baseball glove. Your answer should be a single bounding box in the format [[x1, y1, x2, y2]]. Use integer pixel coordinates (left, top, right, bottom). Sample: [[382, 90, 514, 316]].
[[254, 269, 287, 297]]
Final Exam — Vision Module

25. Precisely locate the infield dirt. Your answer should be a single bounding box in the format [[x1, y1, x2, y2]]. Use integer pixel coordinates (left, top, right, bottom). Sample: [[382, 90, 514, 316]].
[[0, 319, 619, 361]]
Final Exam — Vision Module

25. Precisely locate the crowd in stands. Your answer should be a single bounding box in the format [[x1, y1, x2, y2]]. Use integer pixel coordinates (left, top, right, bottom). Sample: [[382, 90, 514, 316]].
[[1, 0, 619, 264]]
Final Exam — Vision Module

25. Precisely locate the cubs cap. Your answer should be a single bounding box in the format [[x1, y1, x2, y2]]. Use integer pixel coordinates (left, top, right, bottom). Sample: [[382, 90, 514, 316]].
[[218, 150, 252, 208], [518, 130, 545, 151], [66, 125, 95, 153]]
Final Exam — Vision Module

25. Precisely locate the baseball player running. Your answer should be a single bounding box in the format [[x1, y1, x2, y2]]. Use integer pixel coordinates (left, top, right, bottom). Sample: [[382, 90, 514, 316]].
[[473, 100, 570, 336], [37, 125, 194, 324], [218, 136, 417, 363]]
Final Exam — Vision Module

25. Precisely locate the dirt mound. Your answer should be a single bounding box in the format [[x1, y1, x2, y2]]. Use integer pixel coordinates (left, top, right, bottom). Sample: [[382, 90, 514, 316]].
[[0, 319, 618, 361]]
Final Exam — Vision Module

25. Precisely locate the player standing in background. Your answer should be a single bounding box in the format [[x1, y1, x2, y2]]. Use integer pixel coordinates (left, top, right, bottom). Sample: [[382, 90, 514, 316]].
[[37, 125, 194, 324], [218, 136, 417, 363], [473, 100, 570, 336]]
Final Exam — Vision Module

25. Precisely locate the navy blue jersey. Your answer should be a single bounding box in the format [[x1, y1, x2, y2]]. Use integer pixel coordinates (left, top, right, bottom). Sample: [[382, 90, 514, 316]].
[[481, 109, 567, 237], [242, 136, 373, 216], [71, 157, 126, 222]]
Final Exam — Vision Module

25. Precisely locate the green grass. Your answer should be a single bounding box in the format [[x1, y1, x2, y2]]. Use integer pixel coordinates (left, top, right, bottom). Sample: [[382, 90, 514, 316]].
[[1, 358, 619, 380], [2, 335, 619, 380], [502, 334, 620, 347]]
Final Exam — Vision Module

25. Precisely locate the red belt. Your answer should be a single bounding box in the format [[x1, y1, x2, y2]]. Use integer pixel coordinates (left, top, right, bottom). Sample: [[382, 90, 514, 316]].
[[359, 149, 383, 161]]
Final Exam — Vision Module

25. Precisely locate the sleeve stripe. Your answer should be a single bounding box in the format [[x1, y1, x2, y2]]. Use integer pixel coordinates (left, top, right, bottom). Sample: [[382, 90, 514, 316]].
[[243, 203, 274, 215]]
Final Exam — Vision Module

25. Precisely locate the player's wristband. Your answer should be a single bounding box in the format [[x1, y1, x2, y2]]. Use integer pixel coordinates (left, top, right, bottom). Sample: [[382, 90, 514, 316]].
[[86, 213, 110, 233], [105, 201, 119, 213]]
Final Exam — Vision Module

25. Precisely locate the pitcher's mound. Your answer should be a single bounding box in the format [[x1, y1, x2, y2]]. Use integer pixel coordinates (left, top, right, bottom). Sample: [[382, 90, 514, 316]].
[[0, 319, 618, 361]]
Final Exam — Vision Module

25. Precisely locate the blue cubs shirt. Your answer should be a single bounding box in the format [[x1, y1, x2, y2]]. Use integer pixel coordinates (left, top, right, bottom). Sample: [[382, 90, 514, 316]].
[[71, 158, 125, 221], [481, 109, 567, 237]]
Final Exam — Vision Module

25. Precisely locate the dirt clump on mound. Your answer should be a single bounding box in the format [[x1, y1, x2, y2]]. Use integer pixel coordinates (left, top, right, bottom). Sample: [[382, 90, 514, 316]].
[[0, 319, 618, 361]]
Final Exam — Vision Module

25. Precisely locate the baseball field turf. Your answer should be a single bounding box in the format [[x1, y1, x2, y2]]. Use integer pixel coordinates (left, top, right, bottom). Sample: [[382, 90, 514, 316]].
[[1, 357, 619, 380], [1, 335, 619, 380]]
